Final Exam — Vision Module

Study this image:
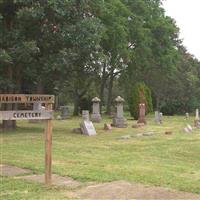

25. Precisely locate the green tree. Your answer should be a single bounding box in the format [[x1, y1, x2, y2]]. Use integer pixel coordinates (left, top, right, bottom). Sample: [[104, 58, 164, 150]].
[[129, 82, 153, 119]]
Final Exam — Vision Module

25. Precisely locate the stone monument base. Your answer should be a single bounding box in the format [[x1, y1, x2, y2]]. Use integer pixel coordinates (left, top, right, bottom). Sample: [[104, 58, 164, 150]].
[[91, 114, 102, 123], [112, 117, 127, 128]]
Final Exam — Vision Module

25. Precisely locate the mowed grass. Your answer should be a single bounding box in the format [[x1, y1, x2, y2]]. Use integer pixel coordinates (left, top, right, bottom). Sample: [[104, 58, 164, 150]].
[[0, 177, 68, 200], [1, 114, 200, 199]]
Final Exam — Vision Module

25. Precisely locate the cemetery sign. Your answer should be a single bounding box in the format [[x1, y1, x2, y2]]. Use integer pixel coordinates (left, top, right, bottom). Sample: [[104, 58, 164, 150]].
[[0, 94, 54, 103], [0, 110, 52, 120], [0, 94, 54, 186]]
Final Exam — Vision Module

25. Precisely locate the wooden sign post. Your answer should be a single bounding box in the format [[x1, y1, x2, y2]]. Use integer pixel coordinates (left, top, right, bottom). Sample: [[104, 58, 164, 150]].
[[44, 102, 53, 186], [0, 94, 54, 186]]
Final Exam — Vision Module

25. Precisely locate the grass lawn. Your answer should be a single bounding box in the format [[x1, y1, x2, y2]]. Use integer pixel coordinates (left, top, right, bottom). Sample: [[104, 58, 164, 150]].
[[0, 177, 68, 200], [1, 114, 200, 199]]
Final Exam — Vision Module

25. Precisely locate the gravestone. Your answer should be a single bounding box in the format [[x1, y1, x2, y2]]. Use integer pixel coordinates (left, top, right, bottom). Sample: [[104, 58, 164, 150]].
[[137, 103, 146, 124], [80, 121, 96, 136], [104, 123, 112, 131], [80, 110, 96, 136], [60, 106, 69, 120], [194, 109, 200, 128], [112, 96, 127, 128], [91, 97, 101, 123], [195, 109, 199, 119], [82, 110, 90, 121], [185, 112, 189, 119], [183, 124, 193, 133], [187, 124, 193, 132], [155, 111, 162, 124]]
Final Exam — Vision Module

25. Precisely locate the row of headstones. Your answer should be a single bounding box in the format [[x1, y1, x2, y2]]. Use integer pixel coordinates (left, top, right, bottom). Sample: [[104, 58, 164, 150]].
[[93, 96, 150, 126], [77, 96, 153, 136], [90, 96, 146, 127], [184, 109, 200, 132], [30, 98, 200, 135], [77, 96, 200, 136]]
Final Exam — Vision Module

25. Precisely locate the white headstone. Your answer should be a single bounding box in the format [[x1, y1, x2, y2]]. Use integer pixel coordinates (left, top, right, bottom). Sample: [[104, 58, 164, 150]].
[[155, 111, 162, 124], [183, 127, 190, 133], [194, 109, 200, 128], [80, 121, 96, 136], [186, 124, 193, 132], [195, 109, 199, 120]]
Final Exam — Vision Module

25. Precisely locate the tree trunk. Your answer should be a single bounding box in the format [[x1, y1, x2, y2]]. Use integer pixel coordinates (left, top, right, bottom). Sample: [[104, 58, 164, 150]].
[[2, 103, 16, 130], [106, 70, 114, 115], [37, 79, 44, 94], [2, 5, 16, 130], [2, 66, 16, 130], [99, 63, 107, 113], [73, 95, 80, 116]]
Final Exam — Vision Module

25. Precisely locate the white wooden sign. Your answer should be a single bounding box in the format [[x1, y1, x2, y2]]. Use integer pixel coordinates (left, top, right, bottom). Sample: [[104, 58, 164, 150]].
[[0, 110, 52, 120]]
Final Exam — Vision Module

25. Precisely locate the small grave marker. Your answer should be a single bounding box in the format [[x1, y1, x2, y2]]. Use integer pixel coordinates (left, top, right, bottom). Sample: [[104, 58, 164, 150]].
[[60, 106, 70, 120], [82, 110, 90, 121], [155, 111, 162, 124], [104, 123, 112, 131], [80, 121, 96, 136]]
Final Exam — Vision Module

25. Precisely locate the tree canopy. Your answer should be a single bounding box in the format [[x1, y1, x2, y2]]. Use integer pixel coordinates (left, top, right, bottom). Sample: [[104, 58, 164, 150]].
[[0, 0, 199, 118]]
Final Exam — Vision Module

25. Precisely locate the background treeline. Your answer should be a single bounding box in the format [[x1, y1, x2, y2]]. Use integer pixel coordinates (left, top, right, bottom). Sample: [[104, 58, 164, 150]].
[[0, 0, 200, 117]]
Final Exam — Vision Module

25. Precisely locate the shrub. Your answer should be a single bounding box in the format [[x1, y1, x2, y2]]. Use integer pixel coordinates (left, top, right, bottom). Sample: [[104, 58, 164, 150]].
[[128, 82, 153, 119]]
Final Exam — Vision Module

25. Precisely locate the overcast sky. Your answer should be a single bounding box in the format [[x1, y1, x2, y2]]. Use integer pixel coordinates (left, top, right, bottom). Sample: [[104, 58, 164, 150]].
[[162, 0, 200, 60]]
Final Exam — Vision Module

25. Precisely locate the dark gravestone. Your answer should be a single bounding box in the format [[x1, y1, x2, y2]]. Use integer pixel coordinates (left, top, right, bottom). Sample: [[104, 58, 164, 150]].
[[137, 103, 146, 124], [60, 106, 69, 120]]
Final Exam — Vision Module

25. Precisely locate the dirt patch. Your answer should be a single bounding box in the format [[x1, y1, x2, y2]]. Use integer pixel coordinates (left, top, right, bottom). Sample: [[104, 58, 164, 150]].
[[70, 181, 200, 200], [0, 164, 32, 176], [18, 174, 81, 188]]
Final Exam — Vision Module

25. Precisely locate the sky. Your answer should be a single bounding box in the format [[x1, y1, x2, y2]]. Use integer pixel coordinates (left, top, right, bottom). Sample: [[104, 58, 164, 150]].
[[162, 0, 200, 60]]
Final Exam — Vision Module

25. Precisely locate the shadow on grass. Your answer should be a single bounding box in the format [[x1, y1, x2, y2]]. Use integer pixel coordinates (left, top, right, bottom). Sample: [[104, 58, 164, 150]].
[[0, 126, 44, 135]]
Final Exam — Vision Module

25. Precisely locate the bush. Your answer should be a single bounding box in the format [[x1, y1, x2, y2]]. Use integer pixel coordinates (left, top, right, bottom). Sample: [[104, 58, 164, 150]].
[[161, 96, 200, 115], [79, 97, 92, 113], [128, 82, 153, 119]]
